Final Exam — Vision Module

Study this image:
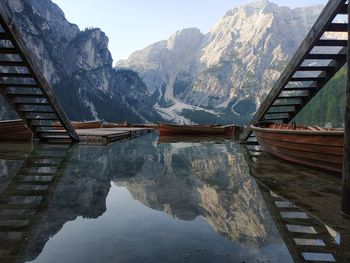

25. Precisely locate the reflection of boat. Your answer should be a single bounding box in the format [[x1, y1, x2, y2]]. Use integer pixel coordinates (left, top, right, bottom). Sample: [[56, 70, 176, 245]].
[[0, 142, 33, 159], [157, 123, 237, 137], [53, 120, 103, 129], [0, 119, 32, 141], [251, 122, 344, 175], [157, 135, 230, 144]]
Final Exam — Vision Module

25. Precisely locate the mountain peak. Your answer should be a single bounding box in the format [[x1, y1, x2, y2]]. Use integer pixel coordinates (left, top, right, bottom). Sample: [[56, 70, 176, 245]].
[[166, 28, 204, 51], [224, 0, 280, 17]]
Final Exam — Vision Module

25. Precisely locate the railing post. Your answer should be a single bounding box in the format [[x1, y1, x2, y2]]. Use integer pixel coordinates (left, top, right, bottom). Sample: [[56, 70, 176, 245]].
[[341, 1, 350, 216]]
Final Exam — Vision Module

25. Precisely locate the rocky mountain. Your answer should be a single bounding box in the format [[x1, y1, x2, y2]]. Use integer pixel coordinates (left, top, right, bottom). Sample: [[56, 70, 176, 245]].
[[117, 0, 324, 124], [0, 0, 162, 123]]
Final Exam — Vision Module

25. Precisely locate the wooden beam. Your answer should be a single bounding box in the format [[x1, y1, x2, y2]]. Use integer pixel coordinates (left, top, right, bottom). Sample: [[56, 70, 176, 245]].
[[341, 2, 350, 217], [240, 0, 347, 141]]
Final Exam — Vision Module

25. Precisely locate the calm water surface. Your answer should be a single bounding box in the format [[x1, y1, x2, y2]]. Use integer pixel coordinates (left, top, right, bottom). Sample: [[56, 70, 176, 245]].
[[0, 133, 349, 263]]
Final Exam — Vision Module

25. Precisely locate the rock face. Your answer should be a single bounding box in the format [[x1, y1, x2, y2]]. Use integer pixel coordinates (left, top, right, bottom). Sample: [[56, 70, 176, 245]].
[[118, 0, 323, 124], [0, 0, 161, 122]]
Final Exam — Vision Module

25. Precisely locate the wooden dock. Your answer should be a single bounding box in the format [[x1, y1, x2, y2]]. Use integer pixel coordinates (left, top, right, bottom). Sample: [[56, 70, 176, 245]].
[[76, 127, 154, 144]]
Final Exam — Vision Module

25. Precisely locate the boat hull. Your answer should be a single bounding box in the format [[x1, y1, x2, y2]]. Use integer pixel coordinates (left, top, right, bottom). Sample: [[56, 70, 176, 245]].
[[0, 119, 32, 141], [251, 124, 344, 175], [158, 124, 236, 137]]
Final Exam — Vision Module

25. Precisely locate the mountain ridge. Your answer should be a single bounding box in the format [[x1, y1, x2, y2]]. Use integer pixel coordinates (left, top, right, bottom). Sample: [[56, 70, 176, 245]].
[[117, 1, 324, 124]]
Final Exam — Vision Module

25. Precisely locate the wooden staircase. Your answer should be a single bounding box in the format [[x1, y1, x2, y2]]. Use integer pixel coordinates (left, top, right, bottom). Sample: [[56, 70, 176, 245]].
[[0, 0, 79, 143], [241, 0, 348, 142]]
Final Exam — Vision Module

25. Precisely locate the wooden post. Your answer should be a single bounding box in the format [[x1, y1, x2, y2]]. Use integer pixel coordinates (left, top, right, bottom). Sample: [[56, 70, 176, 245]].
[[341, 2, 350, 216]]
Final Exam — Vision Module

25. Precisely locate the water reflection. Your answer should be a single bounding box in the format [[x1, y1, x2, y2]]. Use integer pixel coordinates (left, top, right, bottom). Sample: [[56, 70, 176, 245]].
[[243, 144, 350, 262], [0, 134, 348, 262]]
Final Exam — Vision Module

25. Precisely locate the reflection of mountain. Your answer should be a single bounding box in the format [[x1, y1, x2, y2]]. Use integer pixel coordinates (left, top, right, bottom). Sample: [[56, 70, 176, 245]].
[[20, 136, 160, 262], [0, 135, 291, 262], [115, 140, 280, 245]]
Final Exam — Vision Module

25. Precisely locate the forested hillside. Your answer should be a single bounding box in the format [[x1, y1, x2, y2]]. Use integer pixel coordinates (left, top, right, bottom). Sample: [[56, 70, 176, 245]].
[[295, 67, 346, 127]]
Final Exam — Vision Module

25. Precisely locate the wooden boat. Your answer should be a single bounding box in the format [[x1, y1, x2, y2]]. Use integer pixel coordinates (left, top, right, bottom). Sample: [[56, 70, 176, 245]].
[[53, 120, 103, 130], [102, 122, 129, 128], [102, 122, 157, 129], [251, 122, 344, 175], [157, 123, 237, 137], [0, 119, 32, 141], [157, 136, 229, 144]]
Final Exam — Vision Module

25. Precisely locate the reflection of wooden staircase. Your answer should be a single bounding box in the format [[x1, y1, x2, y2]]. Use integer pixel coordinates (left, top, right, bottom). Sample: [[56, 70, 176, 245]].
[[0, 0, 78, 142], [0, 144, 75, 262], [259, 186, 339, 262], [241, 0, 348, 141], [241, 146, 346, 262]]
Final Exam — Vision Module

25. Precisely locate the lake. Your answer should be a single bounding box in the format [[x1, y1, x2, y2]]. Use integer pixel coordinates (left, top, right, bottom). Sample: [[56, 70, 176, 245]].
[[0, 133, 349, 263]]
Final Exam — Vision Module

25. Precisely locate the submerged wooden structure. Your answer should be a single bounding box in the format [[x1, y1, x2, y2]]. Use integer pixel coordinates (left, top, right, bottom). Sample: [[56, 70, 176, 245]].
[[0, 0, 79, 143], [241, 0, 348, 142]]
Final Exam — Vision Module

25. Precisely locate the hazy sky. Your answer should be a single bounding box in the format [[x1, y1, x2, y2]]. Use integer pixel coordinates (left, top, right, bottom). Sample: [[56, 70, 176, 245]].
[[52, 0, 327, 62]]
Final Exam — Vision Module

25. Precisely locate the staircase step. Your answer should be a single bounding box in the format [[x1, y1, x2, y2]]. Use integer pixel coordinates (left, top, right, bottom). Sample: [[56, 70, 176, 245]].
[[264, 117, 289, 121], [271, 104, 300, 107], [0, 48, 18, 54], [36, 130, 67, 134], [298, 245, 337, 254], [339, 4, 348, 15], [277, 95, 308, 99], [316, 39, 347, 46], [14, 102, 50, 106], [290, 77, 326, 82], [40, 135, 71, 140], [305, 53, 346, 60], [2, 83, 37, 88], [297, 66, 335, 72], [0, 73, 32, 78], [25, 117, 57, 121], [20, 109, 54, 114], [21, 162, 60, 167], [29, 123, 54, 128], [0, 32, 11, 40], [266, 111, 294, 115], [0, 61, 25, 67], [283, 87, 317, 91], [7, 93, 44, 98], [326, 23, 348, 32]]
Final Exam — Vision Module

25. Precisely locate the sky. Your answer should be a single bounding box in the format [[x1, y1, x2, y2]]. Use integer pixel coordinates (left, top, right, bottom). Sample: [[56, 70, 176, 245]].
[[52, 0, 327, 62]]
